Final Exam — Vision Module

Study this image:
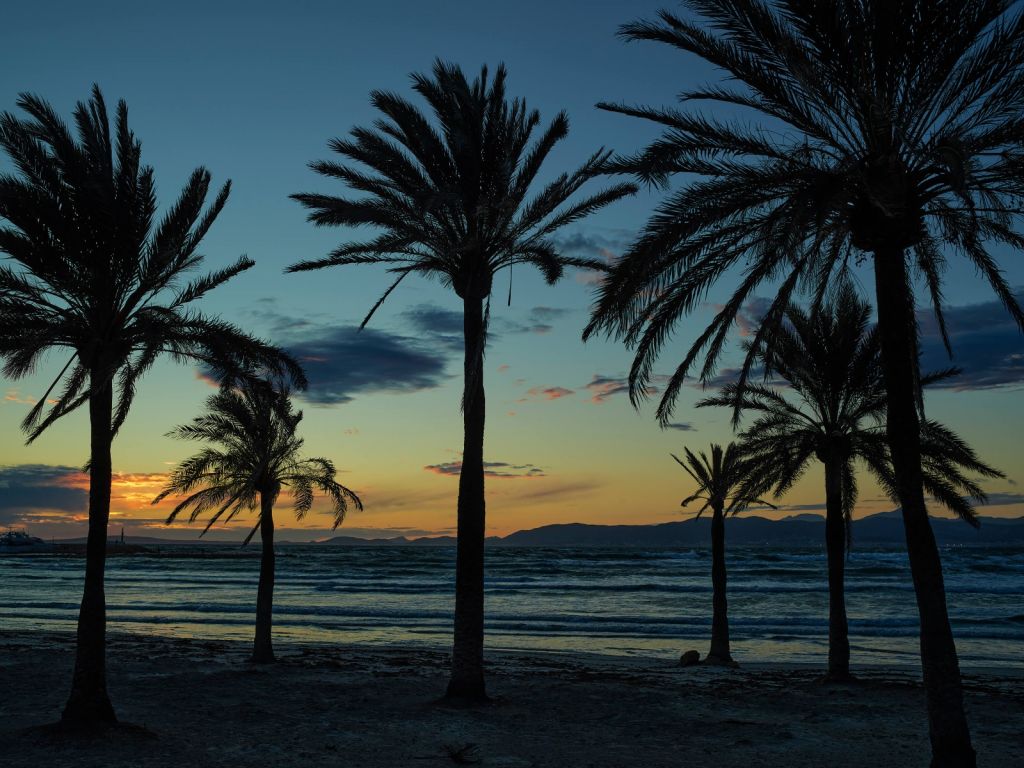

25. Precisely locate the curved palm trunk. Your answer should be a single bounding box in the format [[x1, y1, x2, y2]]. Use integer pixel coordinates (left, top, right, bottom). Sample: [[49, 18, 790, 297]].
[[707, 504, 732, 664], [823, 454, 851, 681], [873, 247, 974, 767], [252, 493, 276, 663], [446, 294, 487, 701], [62, 374, 117, 725]]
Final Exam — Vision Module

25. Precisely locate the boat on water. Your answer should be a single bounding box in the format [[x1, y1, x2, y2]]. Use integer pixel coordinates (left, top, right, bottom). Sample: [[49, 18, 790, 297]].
[[0, 529, 53, 553]]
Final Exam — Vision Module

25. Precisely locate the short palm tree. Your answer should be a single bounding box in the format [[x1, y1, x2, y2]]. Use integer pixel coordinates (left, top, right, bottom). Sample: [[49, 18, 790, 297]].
[[288, 60, 635, 701], [699, 284, 1002, 680], [584, 3, 1024, 762], [0, 86, 303, 725], [154, 381, 361, 663], [672, 442, 774, 665]]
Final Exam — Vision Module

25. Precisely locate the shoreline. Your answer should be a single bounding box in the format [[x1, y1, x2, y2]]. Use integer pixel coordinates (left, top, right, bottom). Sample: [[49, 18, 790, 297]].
[[2, 629, 1021, 767], [5, 628, 1024, 680]]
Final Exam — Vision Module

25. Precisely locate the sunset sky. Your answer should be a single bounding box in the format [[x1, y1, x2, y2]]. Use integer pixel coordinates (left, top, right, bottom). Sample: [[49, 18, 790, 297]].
[[2, 0, 1022, 541]]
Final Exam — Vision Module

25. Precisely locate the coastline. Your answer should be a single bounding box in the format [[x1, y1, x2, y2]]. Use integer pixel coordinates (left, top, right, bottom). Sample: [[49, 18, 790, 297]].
[[2, 629, 1020, 767]]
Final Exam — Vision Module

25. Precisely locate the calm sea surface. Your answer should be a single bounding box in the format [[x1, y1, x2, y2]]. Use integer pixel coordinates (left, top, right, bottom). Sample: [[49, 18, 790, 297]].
[[2, 545, 1022, 669]]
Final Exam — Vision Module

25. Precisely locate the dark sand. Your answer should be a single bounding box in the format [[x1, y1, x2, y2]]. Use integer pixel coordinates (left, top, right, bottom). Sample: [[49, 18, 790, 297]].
[[1, 630, 1021, 767]]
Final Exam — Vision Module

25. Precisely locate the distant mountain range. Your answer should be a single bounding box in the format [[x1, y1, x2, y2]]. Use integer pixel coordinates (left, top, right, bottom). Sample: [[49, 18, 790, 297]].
[[314, 511, 1024, 548], [44, 512, 1024, 549]]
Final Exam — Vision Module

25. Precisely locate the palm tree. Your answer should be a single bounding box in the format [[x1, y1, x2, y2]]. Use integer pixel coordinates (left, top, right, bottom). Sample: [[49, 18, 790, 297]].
[[698, 284, 1002, 680], [288, 60, 636, 701], [0, 86, 304, 726], [672, 442, 774, 664], [583, 3, 1024, 762], [154, 381, 361, 663]]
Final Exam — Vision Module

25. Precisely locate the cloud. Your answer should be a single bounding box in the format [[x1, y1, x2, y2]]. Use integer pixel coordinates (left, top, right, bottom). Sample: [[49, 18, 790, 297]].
[[583, 374, 659, 404], [4, 389, 36, 405], [0, 465, 88, 524], [424, 460, 546, 479], [497, 364, 510, 373], [553, 230, 632, 286], [583, 374, 630, 403], [399, 302, 571, 342], [219, 302, 457, 405], [918, 289, 1024, 390], [524, 386, 575, 401], [700, 291, 1024, 392], [3, 389, 58, 407], [501, 479, 601, 503], [399, 304, 464, 350], [311, 526, 452, 540], [354, 486, 454, 512], [723, 296, 773, 338], [979, 492, 1024, 507], [501, 306, 573, 335], [663, 422, 697, 432], [287, 327, 452, 404]]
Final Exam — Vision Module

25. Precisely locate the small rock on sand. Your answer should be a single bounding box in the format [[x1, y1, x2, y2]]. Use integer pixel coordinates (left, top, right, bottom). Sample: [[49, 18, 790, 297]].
[[680, 650, 701, 667]]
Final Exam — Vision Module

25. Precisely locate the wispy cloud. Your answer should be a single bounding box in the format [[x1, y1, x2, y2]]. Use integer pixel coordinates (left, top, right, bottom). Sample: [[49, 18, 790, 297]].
[[583, 374, 659, 404], [553, 229, 632, 286], [524, 386, 575, 401], [980, 492, 1024, 507], [500, 479, 601, 503], [3, 389, 57, 406], [663, 422, 697, 432], [424, 460, 546, 479], [501, 305, 573, 335], [399, 304, 464, 351]]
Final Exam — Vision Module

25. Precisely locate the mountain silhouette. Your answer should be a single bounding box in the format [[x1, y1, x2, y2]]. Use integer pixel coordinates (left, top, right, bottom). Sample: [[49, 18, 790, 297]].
[[314, 512, 1024, 548]]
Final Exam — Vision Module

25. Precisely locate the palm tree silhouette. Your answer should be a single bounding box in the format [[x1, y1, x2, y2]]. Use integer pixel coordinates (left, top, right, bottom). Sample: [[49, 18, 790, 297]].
[[583, 4, 1024, 762], [698, 284, 1002, 680], [154, 381, 360, 663], [672, 443, 774, 665], [288, 60, 635, 701], [0, 86, 303, 725]]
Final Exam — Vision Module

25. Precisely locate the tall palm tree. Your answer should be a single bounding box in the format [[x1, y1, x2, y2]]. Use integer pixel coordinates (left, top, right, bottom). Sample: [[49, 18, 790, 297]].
[[154, 382, 361, 663], [288, 60, 636, 701], [0, 86, 303, 726], [698, 284, 1002, 680], [672, 442, 774, 664], [583, 3, 1024, 762]]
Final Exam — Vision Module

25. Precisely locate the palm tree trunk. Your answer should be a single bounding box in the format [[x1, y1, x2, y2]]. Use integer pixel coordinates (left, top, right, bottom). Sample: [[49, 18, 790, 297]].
[[61, 373, 117, 725], [707, 504, 732, 664], [824, 454, 851, 681], [446, 293, 488, 701], [252, 493, 276, 664], [873, 247, 975, 767]]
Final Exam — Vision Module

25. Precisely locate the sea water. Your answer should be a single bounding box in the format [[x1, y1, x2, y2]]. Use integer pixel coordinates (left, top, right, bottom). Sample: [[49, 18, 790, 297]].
[[1, 545, 1022, 669]]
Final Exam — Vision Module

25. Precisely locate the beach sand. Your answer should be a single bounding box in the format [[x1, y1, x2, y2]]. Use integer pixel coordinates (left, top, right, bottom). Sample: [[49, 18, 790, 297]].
[[1, 630, 1021, 767]]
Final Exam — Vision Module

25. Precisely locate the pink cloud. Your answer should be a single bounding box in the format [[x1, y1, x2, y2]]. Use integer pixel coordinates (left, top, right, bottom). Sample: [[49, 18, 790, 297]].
[[584, 374, 659, 404], [526, 386, 575, 401]]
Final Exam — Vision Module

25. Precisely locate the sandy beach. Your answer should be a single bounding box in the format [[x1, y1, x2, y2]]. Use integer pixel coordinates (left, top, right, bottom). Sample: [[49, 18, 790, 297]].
[[1, 630, 1020, 767]]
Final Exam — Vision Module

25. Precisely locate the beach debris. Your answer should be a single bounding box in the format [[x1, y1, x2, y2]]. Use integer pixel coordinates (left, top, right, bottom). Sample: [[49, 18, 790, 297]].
[[679, 650, 701, 667]]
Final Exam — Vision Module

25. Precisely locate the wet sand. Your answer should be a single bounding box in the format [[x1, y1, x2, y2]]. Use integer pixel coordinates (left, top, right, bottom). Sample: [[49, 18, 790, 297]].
[[1, 630, 1021, 767]]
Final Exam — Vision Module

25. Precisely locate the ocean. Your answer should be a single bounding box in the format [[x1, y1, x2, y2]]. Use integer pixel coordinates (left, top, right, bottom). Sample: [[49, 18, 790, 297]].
[[2, 544, 1022, 669]]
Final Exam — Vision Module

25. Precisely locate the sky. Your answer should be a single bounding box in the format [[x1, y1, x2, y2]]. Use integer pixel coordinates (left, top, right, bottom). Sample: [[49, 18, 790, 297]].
[[1, 0, 1022, 542]]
